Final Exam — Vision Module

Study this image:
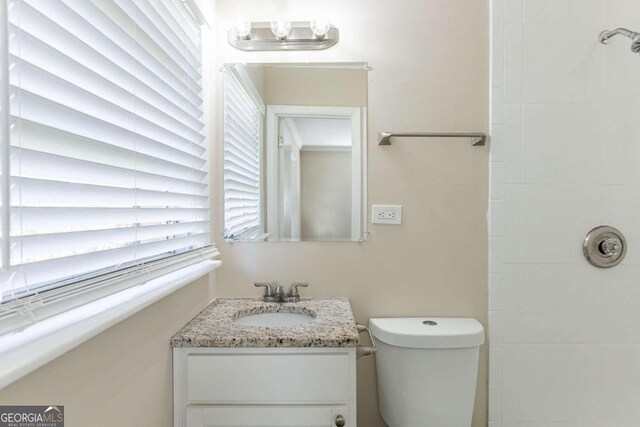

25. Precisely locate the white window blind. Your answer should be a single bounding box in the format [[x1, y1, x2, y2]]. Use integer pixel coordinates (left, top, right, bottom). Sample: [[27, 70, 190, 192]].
[[223, 70, 263, 240], [0, 0, 215, 315]]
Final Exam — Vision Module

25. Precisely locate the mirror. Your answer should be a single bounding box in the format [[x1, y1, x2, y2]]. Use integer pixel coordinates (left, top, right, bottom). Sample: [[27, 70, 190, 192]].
[[223, 63, 368, 242]]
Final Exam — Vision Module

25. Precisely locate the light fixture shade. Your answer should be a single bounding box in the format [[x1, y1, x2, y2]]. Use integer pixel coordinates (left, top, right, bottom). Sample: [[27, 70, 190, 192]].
[[270, 19, 292, 40], [310, 20, 332, 39], [234, 21, 252, 39]]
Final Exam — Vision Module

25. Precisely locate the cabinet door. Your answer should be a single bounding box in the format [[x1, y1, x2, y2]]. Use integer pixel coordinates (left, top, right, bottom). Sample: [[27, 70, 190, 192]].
[[187, 406, 350, 427], [187, 352, 350, 403]]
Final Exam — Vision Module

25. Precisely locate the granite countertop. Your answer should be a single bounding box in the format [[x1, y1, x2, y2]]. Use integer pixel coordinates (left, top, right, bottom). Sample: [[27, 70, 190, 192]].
[[171, 297, 359, 348]]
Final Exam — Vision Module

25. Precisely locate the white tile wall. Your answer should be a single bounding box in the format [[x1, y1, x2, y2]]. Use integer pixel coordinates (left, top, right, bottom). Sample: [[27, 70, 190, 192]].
[[522, 105, 602, 184], [490, 0, 640, 425], [522, 25, 602, 104], [517, 344, 599, 422]]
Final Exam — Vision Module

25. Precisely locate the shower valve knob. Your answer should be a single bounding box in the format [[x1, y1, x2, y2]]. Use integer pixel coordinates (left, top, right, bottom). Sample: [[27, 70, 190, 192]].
[[599, 237, 622, 257], [583, 226, 627, 268]]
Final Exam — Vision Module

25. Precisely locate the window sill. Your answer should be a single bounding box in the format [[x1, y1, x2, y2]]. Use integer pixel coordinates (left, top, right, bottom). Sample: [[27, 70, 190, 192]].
[[0, 259, 221, 390]]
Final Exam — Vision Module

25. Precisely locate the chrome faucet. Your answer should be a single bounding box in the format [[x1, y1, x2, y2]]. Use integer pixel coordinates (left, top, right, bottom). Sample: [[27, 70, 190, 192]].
[[254, 282, 309, 303]]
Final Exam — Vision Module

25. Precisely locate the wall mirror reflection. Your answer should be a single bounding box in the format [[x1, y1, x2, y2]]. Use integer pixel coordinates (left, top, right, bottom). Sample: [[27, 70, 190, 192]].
[[223, 63, 368, 242]]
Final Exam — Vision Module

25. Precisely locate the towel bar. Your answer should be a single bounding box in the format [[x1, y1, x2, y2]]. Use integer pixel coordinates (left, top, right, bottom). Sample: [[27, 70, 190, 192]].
[[378, 132, 487, 146]]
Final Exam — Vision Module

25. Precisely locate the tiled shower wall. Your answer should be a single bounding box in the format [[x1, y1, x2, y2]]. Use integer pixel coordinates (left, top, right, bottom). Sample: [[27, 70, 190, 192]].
[[490, 0, 640, 425]]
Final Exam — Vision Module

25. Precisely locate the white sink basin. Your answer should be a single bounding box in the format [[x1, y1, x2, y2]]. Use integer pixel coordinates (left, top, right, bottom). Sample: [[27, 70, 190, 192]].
[[234, 312, 315, 327]]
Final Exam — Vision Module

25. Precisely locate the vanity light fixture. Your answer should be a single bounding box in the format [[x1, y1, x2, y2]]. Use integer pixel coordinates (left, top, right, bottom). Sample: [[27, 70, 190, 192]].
[[228, 20, 339, 51]]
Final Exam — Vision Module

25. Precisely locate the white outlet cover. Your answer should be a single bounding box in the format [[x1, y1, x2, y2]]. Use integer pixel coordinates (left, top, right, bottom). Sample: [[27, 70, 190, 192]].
[[372, 205, 402, 225]]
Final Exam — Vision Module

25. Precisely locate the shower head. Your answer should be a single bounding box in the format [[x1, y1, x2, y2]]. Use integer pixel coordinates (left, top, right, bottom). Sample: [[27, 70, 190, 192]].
[[633, 33, 640, 53], [600, 28, 640, 54]]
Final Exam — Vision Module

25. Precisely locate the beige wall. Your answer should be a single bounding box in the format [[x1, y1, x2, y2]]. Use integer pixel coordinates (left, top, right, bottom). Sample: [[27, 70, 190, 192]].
[[0, 275, 215, 427], [263, 67, 367, 107], [300, 150, 352, 240], [242, 65, 367, 108], [244, 65, 266, 99], [215, 1, 490, 426]]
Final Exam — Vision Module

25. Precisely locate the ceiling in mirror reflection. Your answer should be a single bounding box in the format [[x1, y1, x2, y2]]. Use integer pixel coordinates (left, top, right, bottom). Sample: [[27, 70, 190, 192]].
[[290, 117, 352, 150]]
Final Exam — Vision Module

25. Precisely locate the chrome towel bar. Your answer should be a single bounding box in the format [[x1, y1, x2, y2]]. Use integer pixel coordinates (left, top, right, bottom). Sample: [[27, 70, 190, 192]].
[[378, 132, 487, 146]]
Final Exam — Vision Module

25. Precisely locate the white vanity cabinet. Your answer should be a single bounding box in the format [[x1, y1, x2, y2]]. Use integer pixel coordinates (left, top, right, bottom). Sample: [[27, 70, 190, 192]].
[[173, 347, 357, 427]]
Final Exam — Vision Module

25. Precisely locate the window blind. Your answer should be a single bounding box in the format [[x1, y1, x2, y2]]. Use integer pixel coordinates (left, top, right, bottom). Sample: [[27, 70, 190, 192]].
[[0, 0, 215, 310], [223, 70, 263, 240]]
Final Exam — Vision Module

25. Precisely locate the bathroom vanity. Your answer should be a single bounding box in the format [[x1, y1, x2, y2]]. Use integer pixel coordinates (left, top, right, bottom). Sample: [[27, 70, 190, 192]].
[[171, 298, 359, 427]]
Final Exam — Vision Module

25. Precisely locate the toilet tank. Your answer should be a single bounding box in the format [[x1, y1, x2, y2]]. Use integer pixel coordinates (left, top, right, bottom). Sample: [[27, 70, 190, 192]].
[[370, 318, 484, 427]]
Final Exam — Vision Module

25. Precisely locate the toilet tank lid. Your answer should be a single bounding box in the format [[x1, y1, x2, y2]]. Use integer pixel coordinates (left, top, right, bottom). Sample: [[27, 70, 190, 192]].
[[369, 318, 485, 349]]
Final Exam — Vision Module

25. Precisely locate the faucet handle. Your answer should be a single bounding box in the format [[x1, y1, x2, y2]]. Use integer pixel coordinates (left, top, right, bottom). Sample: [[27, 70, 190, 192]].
[[289, 282, 309, 298], [254, 282, 274, 298]]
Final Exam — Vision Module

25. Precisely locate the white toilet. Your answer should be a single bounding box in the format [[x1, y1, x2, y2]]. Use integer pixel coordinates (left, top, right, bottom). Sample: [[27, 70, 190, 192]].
[[370, 317, 484, 427]]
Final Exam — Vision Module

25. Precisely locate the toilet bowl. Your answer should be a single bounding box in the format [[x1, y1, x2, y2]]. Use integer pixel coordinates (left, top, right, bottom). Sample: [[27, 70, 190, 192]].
[[370, 317, 484, 427]]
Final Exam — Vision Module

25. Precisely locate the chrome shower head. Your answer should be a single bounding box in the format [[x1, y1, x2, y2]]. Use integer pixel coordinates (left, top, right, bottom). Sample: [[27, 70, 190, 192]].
[[632, 33, 640, 53], [600, 28, 640, 54]]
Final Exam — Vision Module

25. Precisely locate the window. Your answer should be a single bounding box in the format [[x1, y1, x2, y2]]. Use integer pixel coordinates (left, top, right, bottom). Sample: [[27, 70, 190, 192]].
[[223, 66, 264, 240], [0, 0, 215, 327]]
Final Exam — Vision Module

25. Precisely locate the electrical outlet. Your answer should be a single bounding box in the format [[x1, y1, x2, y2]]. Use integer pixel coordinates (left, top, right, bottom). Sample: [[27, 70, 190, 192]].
[[372, 205, 402, 225]]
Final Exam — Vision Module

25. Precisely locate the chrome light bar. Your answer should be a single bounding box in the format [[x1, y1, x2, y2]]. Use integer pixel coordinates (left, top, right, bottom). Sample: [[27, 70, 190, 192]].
[[228, 21, 339, 52]]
